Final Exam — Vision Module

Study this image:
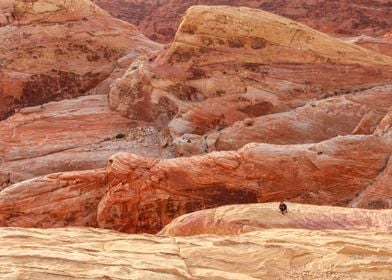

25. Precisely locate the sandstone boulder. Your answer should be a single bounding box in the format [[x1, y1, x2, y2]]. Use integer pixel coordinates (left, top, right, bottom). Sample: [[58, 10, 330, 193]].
[[208, 87, 392, 153]]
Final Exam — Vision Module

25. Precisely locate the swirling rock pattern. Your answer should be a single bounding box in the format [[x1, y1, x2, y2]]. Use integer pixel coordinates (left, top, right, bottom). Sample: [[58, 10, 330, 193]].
[[0, 134, 391, 233], [0, 227, 391, 279]]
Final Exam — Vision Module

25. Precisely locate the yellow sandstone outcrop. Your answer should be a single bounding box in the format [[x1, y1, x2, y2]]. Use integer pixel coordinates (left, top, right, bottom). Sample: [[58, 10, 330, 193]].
[[0, 227, 390, 279]]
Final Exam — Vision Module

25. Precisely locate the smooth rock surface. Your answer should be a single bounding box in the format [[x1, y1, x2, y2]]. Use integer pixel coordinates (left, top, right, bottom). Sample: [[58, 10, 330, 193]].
[[160, 203, 392, 236], [0, 227, 391, 279], [348, 35, 392, 57]]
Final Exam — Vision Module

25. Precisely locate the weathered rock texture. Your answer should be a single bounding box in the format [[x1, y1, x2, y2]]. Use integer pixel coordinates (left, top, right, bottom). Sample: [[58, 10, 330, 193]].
[[351, 107, 392, 209], [0, 4, 391, 240], [160, 203, 392, 236], [0, 134, 391, 233], [0, 0, 160, 119], [93, 0, 392, 43], [0, 95, 171, 189], [209, 87, 392, 153], [108, 5, 392, 156], [348, 35, 392, 57], [0, 227, 391, 279]]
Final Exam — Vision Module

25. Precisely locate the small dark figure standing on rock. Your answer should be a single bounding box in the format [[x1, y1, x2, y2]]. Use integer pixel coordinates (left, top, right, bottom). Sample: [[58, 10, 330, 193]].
[[279, 201, 288, 215]]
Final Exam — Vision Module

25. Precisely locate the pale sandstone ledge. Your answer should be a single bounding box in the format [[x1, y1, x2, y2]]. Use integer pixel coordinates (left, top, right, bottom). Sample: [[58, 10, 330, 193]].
[[0, 227, 391, 279], [160, 203, 392, 236]]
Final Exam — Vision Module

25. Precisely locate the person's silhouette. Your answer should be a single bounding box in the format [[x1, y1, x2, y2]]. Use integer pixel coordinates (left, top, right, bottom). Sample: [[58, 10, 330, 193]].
[[279, 201, 288, 215]]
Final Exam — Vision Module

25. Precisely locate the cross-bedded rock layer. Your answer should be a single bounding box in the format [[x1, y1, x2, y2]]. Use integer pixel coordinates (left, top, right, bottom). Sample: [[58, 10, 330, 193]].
[[0, 133, 391, 233]]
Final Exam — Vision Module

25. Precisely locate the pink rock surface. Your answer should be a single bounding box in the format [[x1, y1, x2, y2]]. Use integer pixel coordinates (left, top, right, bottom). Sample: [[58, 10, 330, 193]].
[[160, 203, 392, 236], [0, 95, 170, 188], [0, 0, 159, 119]]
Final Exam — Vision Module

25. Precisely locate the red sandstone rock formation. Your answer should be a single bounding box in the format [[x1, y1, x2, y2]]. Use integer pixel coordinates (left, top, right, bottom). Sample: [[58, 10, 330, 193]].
[[0, 5, 391, 237], [350, 108, 392, 209], [0, 134, 390, 233], [0, 0, 160, 119], [108, 6, 392, 156], [207, 87, 392, 153], [384, 30, 392, 40], [160, 203, 392, 236], [93, 0, 392, 43]]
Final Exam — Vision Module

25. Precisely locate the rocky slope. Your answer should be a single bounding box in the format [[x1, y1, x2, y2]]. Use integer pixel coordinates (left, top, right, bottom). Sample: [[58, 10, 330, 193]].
[[0, 5, 391, 234], [0, 3, 390, 279], [93, 0, 392, 43], [108, 5, 392, 156], [160, 203, 392, 236], [0, 227, 391, 279], [0, 95, 171, 189], [208, 86, 392, 153], [0, 0, 160, 119]]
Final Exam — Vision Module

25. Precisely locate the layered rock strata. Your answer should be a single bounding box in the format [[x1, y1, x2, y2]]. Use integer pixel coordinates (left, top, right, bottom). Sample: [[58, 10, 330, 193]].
[[93, 0, 392, 43], [0, 134, 390, 233], [0, 227, 391, 279], [0, 0, 160, 119], [0, 95, 170, 188], [108, 6, 392, 157]]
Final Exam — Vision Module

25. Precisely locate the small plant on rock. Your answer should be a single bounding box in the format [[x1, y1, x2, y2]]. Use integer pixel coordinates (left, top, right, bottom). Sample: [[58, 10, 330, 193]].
[[115, 133, 126, 140]]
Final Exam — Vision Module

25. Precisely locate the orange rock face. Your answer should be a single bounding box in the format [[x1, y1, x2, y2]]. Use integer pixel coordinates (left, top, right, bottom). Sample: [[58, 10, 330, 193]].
[[0, 0, 159, 119], [160, 203, 392, 236], [93, 0, 392, 43], [0, 134, 391, 233]]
